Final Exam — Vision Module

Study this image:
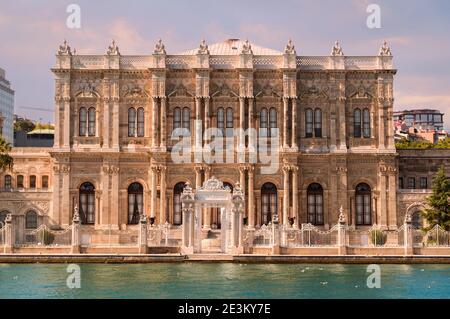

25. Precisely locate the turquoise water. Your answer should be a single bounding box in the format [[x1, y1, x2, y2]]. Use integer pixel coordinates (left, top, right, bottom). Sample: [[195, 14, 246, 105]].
[[0, 263, 449, 299]]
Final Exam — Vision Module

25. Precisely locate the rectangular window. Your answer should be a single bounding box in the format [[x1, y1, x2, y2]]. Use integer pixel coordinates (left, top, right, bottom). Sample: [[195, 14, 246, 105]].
[[408, 177, 415, 189], [42, 176, 49, 189], [419, 177, 428, 189], [29, 175, 36, 189], [17, 175, 24, 188], [399, 177, 404, 189]]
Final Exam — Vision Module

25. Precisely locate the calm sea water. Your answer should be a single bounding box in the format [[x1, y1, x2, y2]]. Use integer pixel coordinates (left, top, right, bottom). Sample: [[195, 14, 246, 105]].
[[0, 263, 449, 299]]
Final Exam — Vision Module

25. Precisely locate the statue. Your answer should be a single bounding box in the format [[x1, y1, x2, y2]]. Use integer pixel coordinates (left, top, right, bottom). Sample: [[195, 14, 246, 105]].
[[57, 39, 72, 56], [284, 39, 296, 54], [197, 39, 209, 54], [107, 39, 120, 55], [331, 41, 344, 56], [154, 38, 166, 54], [379, 40, 392, 56], [241, 39, 253, 54]]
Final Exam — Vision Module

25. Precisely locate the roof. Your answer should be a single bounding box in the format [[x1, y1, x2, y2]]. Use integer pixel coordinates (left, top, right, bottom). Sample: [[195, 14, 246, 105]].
[[27, 129, 55, 135], [178, 39, 283, 56]]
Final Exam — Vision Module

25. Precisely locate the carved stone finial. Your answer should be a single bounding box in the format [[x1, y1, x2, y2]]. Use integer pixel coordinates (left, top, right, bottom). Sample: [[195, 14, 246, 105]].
[[241, 39, 253, 54], [285, 38, 296, 55], [331, 41, 344, 56], [73, 204, 80, 222], [404, 212, 412, 224], [197, 39, 209, 54], [107, 39, 120, 55], [338, 206, 346, 223], [57, 39, 72, 56], [379, 40, 392, 56], [154, 38, 166, 54], [183, 181, 193, 193]]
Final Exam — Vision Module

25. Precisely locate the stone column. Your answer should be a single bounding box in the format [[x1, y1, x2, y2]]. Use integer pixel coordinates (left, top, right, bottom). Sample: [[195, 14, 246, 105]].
[[195, 97, 202, 151], [283, 97, 289, 149], [292, 165, 299, 228], [203, 166, 211, 229], [62, 167, 71, 226], [239, 97, 245, 148], [112, 97, 120, 149], [337, 207, 347, 256], [388, 171, 397, 229], [139, 215, 148, 254], [103, 98, 110, 149], [160, 97, 167, 150], [248, 97, 254, 150], [291, 98, 298, 149], [248, 165, 255, 229], [282, 165, 290, 226], [379, 171, 387, 228], [150, 166, 158, 221], [71, 208, 80, 254], [151, 97, 158, 148], [159, 166, 167, 225], [239, 166, 246, 199], [63, 97, 71, 149], [404, 214, 414, 256], [195, 166, 202, 189], [3, 214, 13, 253], [204, 98, 210, 146], [338, 98, 347, 150]]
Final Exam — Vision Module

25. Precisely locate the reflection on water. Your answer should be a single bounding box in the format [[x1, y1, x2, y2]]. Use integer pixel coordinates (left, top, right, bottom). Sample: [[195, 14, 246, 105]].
[[0, 263, 449, 299]]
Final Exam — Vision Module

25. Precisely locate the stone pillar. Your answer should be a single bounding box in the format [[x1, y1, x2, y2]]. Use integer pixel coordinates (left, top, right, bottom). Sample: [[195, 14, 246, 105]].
[[71, 207, 81, 254], [150, 166, 158, 221], [239, 166, 246, 200], [292, 165, 299, 228], [248, 97, 254, 150], [195, 97, 202, 151], [283, 97, 289, 149], [291, 98, 298, 150], [272, 221, 281, 255], [388, 171, 398, 229], [379, 171, 388, 228], [377, 77, 386, 149], [62, 168, 71, 226], [204, 98, 210, 146], [337, 207, 347, 256], [160, 97, 167, 150], [239, 97, 245, 148], [3, 214, 13, 253], [282, 165, 290, 226], [203, 166, 211, 229], [112, 97, 120, 149], [404, 214, 414, 256], [139, 215, 148, 254], [159, 166, 167, 225], [248, 165, 255, 229], [338, 98, 347, 150], [151, 97, 158, 149]]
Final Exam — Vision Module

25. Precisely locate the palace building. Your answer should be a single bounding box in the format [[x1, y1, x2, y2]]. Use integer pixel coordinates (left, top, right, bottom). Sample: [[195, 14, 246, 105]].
[[3, 38, 445, 246]]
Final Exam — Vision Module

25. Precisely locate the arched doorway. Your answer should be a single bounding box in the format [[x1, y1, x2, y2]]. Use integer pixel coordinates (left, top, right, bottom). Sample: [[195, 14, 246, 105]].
[[211, 182, 233, 229], [173, 182, 186, 226], [128, 182, 143, 225], [307, 183, 324, 225], [261, 183, 277, 225], [0, 210, 10, 227], [79, 182, 95, 225], [355, 183, 372, 226]]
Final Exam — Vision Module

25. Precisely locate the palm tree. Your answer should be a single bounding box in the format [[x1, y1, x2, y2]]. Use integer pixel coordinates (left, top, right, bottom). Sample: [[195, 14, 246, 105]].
[[0, 136, 13, 171]]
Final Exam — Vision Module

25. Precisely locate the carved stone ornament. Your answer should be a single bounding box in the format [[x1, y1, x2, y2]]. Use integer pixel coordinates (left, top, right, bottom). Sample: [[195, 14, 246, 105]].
[[57, 40, 72, 56], [284, 39, 296, 55], [73, 204, 80, 223], [199, 176, 226, 191], [197, 39, 210, 55], [107, 39, 120, 55], [154, 38, 166, 54], [379, 41, 392, 56], [331, 41, 344, 56], [241, 39, 253, 55], [338, 206, 346, 223]]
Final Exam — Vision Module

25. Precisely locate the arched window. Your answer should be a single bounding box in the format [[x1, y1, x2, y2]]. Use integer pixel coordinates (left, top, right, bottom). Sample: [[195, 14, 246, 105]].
[[314, 108, 322, 138], [173, 107, 181, 129], [173, 182, 186, 226], [79, 107, 87, 136], [128, 183, 143, 225], [137, 107, 145, 137], [226, 108, 234, 137], [307, 183, 324, 225], [29, 175, 36, 189], [88, 107, 96, 136], [17, 175, 24, 188], [128, 108, 136, 137], [217, 107, 225, 135], [0, 211, 9, 226], [355, 183, 372, 225], [260, 108, 268, 137], [305, 108, 313, 138], [25, 210, 38, 229], [354, 108, 361, 138], [182, 107, 190, 130], [363, 108, 371, 138], [4, 175, 12, 189], [269, 107, 277, 137], [261, 183, 277, 225], [79, 182, 95, 225]]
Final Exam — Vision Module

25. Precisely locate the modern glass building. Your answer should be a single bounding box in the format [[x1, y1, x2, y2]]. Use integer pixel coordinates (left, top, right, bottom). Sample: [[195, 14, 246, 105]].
[[0, 67, 14, 144]]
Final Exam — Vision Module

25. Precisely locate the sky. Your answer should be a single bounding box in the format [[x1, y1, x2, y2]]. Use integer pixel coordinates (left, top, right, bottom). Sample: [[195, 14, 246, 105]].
[[0, 0, 449, 130]]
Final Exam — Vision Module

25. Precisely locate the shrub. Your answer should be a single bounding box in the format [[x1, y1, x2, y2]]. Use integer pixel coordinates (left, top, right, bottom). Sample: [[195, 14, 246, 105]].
[[369, 229, 386, 246]]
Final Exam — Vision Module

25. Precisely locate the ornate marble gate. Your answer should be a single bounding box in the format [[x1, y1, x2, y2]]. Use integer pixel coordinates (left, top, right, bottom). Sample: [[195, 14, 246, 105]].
[[180, 177, 245, 255]]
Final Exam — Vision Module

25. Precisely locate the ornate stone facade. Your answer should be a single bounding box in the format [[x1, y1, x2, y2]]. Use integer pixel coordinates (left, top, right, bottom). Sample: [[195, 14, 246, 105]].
[[4, 38, 442, 237]]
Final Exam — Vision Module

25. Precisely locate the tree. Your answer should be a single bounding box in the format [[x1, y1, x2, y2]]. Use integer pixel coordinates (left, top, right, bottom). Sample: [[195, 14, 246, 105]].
[[14, 117, 35, 133], [0, 136, 13, 171], [423, 166, 450, 231]]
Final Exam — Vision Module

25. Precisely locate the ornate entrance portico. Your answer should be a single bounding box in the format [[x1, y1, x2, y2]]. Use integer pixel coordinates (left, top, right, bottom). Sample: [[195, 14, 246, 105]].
[[180, 177, 245, 255]]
